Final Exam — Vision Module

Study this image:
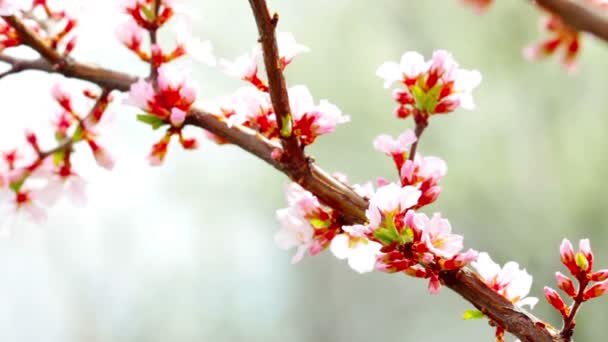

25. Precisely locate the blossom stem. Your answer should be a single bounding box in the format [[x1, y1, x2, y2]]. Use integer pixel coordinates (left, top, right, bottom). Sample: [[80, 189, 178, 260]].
[[148, 0, 161, 82], [560, 277, 590, 340], [408, 121, 427, 161]]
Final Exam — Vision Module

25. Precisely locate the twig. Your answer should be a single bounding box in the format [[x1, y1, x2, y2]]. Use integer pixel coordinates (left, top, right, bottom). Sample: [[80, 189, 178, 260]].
[[247, 0, 309, 180], [531, 0, 608, 43]]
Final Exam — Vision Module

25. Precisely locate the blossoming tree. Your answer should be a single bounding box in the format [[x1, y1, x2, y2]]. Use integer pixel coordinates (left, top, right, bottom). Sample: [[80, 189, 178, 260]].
[[1, 0, 607, 341]]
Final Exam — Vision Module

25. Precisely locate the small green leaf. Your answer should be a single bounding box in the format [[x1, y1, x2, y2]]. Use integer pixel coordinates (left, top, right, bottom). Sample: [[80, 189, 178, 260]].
[[53, 150, 65, 166], [72, 125, 84, 142], [137, 114, 168, 130], [400, 227, 414, 244], [310, 218, 331, 229], [462, 310, 485, 320], [373, 227, 399, 245], [280, 113, 293, 138], [9, 179, 25, 193], [140, 4, 156, 22]]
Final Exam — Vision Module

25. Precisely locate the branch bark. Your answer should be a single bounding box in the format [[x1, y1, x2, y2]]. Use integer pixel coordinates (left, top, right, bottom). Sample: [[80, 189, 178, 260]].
[[532, 0, 608, 43], [0, 13, 560, 342], [247, 0, 310, 180]]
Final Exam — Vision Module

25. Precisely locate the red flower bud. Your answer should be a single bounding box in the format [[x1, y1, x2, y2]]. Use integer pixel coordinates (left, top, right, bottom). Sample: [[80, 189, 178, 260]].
[[544, 286, 568, 317], [555, 272, 577, 298], [583, 280, 608, 301]]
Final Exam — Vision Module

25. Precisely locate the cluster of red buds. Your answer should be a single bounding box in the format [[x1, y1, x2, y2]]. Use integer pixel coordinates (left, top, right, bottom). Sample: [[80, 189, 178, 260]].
[[544, 239, 608, 336], [0, 0, 77, 56], [120, 0, 214, 165]]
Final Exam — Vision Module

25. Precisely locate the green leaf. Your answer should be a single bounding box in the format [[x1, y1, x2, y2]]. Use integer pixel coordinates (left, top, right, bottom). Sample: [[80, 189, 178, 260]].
[[310, 218, 331, 229], [137, 114, 168, 130], [53, 150, 65, 166], [140, 4, 156, 22], [280, 113, 293, 138], [462, 310, 485, 320], [9, 179, 25, 193], [400, 227, 414, 244], [72, 125, 84, 142], [373, 227, 399, 245]]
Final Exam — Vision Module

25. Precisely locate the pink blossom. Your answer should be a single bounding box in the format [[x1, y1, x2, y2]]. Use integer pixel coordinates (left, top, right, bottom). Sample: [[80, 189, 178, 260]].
[[39, 171, 87, 207], [523, 15, 580, 73], [219, 49, 260, 81], [377, 50, 481, 118], [276, 32, 309, 68], [87, 140, 115, 170], [373, 129, 417, 156], [116, 19, 145, 51], [366, 183, 421, 228], [172, 21, 216, 66], [275, 206, 314, 264], [472, 252, 539, 309], [415, 212, 463, 258], [288, 85, 350, 145], [330, 226, 383, 274], [170, 108, 187, 126], [376, 51, 427, 88]]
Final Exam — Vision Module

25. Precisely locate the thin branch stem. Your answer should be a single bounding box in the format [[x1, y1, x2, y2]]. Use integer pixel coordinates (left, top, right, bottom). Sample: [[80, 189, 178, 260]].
[[408, 121, 427, 161], [560, 277, 589, 340], [531, 0, 608, 43], [247, 0, 309, 180]]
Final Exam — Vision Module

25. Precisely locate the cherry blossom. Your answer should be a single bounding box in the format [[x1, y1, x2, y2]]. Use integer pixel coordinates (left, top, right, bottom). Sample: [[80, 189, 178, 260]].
[[330, 225, 382, 274], [274, 183, 342, 263], [366, 183, 421, 229], [416, 213, 463, 258], [276, 31, 309, 68], [472, 252, 539, 309], [288, 85, 350, 145], [377, 50, 481, 123], [524, 14, 580, 73]]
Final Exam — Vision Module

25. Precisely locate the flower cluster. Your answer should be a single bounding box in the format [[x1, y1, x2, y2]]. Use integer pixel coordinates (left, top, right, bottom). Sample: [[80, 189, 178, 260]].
[[470, 253, 538, 341], [120, 0, 213, 165], [274, 182, 343, 264], [374, 130, 446, 207], [524, 13, 581, 73], [0, 0, 78, 56], [544, 239, 608, 326], [376, 50, 481, 125], [0, 84, 113, 231], [212, 33, 349, 147]]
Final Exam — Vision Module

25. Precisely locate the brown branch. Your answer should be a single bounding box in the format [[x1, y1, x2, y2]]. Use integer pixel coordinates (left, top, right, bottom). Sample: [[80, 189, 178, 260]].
[[2, 15, 64, 64], [1, 12, 562, 341], [532, 0, 608, 43], [247, 0, 310, 180]]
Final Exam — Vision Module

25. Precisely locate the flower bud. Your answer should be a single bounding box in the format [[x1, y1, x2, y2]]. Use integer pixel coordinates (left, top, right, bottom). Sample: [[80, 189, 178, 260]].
[[555, 272, 577, 298], [544, 286, 568, 317], [590, 269, 608, 282], [583, 280, 608, 301]]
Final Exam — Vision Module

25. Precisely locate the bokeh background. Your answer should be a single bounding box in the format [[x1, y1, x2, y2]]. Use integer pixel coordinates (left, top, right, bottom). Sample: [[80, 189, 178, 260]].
[[0, 1, 607, 341]]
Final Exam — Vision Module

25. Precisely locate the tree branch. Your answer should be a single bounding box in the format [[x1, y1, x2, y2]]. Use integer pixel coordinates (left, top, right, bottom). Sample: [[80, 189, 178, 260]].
[[247, 0, 310, 180], [1, 13, 561, 342], [532, 0, 608, 43]]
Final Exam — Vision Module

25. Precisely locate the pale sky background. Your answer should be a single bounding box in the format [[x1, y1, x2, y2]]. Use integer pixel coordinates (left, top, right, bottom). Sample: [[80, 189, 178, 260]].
[[0, 1, 608, 342]]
